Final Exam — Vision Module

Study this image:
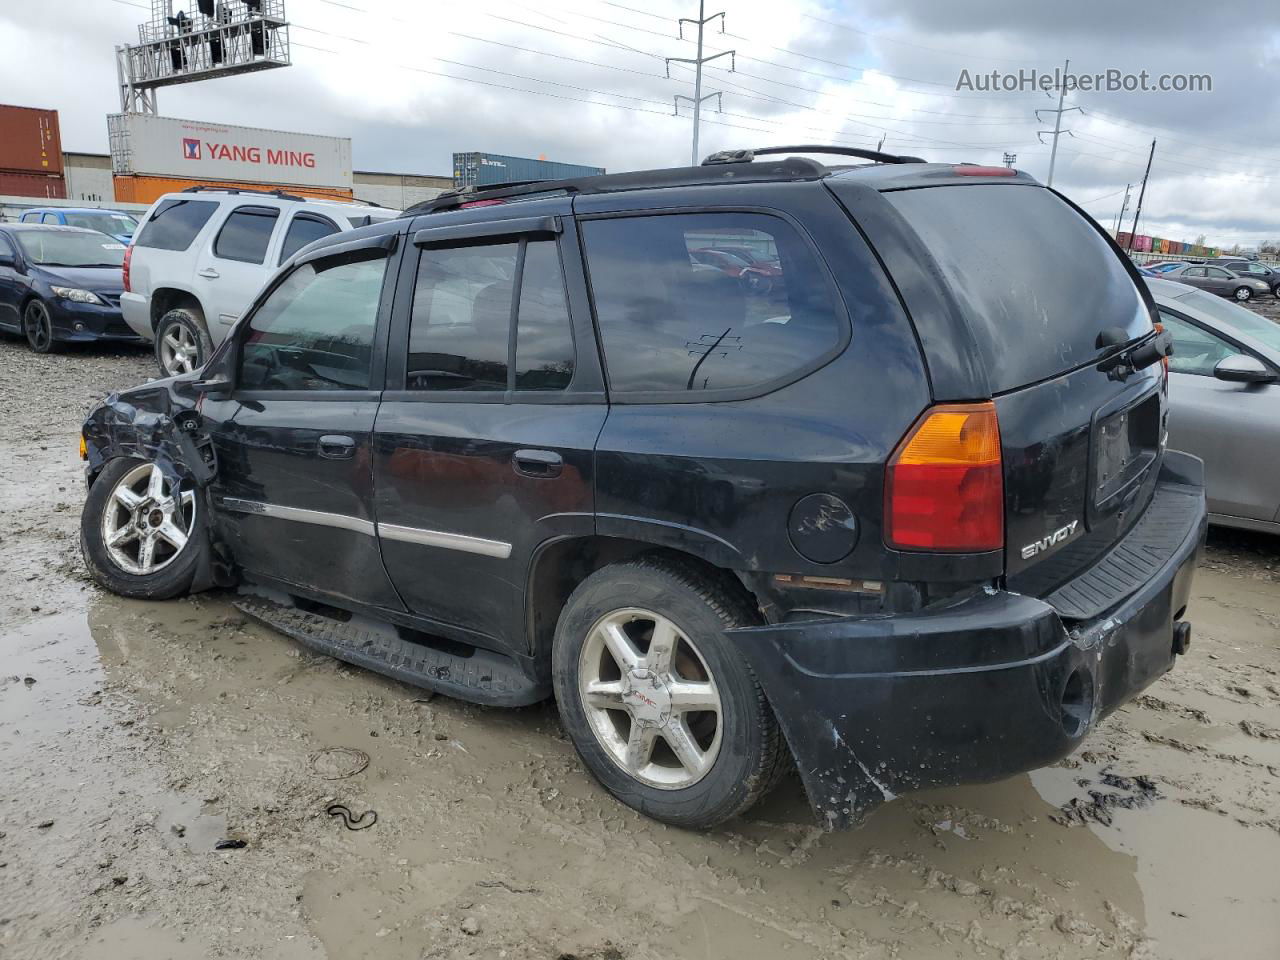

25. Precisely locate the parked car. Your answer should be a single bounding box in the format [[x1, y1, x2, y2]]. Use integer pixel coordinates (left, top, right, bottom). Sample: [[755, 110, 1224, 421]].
[[1160, 263, 1270, 301], [119, 188, 398, 377], [79, 148, 1204, 830], [688, 246, 782, 293], [1147, 277, 1280, 532], [1143, 261, 1186, 274], [0, 223, 139, 353], [19, 207, 139, 244], [1214, 257, 1280, 297]]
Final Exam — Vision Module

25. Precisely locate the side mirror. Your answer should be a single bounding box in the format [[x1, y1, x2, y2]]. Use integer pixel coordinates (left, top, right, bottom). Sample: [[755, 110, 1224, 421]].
[[1214, 354, 1276, 384]]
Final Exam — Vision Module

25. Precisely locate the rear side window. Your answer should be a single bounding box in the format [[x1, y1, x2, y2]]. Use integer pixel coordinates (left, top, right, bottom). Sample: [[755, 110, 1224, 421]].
[[214, 205, 280, 264], [581, 213, 845, 396], [886, 185, 1150, 393], [135, 198, 218, 251], [279, 213, 340, 264], [239, 251, 388, 391], [406, 238, 574, 392]]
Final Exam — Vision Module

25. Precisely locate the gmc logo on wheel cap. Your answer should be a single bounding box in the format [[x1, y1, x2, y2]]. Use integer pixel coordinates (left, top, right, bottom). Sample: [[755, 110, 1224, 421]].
[[182, 138, 201, 160]]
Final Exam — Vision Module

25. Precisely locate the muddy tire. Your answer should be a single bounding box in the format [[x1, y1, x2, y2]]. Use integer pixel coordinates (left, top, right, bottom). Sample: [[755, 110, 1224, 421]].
[[80, 457, 207, 600], [552, 556, 789, 829], [154, 307, 212, 378]]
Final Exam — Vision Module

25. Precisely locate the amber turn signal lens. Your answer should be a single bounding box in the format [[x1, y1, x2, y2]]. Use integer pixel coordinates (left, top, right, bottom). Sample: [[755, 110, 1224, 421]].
[[885, 402, 1003, 552], [79, 433, 87, 461]]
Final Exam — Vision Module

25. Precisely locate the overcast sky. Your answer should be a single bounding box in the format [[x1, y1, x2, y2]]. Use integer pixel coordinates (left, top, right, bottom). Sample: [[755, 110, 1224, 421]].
[[3, 0, 1279, 248]]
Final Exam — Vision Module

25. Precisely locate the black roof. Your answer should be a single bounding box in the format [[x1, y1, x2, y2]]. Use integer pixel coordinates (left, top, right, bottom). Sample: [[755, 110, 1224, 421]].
[[401, 145, 962, 218]]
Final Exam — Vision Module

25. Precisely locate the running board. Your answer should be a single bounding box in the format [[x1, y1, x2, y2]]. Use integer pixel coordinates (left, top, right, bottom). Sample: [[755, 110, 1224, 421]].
[[234, 596, 549, 707]]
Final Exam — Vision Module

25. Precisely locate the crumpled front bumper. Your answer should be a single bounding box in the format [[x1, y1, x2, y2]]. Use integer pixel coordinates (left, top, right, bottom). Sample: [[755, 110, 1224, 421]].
[[730, 454, 1207, 829]]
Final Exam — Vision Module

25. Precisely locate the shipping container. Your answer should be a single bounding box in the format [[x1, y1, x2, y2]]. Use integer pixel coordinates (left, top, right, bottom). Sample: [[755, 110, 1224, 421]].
[[1134, 235, 1152, 252], [108, 114, 353, 190], [0, 170, 67, 199], [0, 104, 63, 175], [1117, 231, 1132, 247], [452, 151, 605, 189], [112, 174, 353, 206]]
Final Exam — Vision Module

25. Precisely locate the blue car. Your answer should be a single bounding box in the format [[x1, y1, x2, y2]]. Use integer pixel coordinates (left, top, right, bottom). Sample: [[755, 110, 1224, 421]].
[[18, 207, 139, 245], [0, 224, 141, 353]]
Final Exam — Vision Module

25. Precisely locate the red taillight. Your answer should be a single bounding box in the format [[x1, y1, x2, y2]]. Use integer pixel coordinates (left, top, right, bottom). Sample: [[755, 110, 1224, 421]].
[[122, 244, 133, 293], [885, 402, 1004, 552], [952, 165, 1017, 177]]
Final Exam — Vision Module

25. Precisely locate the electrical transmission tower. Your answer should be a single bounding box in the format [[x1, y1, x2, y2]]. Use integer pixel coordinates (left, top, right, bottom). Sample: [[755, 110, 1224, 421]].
[[1036, 58, 1082, 188], [1003, 152, 1017, 168], [666, 1, 734, 166]]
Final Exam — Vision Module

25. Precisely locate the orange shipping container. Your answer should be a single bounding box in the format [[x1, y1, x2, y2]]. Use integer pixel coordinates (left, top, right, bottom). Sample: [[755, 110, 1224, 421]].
[[0, 104, 63, 175], [112, 174, 354, 206]]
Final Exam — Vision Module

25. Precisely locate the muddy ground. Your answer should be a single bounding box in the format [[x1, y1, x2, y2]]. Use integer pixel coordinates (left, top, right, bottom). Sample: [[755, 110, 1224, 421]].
[[1, 335, 1278, 960]]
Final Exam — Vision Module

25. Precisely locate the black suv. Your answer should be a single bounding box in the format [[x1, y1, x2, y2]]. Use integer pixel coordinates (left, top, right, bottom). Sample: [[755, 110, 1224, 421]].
[[79, 147, 1206, 829]]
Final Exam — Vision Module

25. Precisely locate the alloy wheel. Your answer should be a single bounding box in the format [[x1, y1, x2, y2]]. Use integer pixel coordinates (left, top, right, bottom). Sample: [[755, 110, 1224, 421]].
[[578, 607, 723, 789], [100, 462, 197, 576], [159, 323, 200, 376], [24, 301, 52, 352]]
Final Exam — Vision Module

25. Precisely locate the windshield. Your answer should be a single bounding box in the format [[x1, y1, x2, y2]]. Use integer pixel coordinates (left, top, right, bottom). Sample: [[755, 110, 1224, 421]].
[[62, 212, 138, 238], [15, 231, 126, 267], [1174, 288, 1280, 352]]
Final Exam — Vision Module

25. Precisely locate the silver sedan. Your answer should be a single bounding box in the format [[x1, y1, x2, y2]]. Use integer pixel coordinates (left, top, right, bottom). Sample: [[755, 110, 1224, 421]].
[[1148, 277, 1280, 533]]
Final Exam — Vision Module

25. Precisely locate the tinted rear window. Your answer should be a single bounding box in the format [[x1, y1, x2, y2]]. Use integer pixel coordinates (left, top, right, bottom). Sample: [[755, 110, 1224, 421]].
[[134, 199, 218, 251], [887, 184, 1149, 393], [582, 212, 845, 396]]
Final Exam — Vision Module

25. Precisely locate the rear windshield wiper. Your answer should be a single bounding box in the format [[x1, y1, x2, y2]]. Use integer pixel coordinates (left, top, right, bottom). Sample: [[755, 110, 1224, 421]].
[[1096, 326, 1172, 380]]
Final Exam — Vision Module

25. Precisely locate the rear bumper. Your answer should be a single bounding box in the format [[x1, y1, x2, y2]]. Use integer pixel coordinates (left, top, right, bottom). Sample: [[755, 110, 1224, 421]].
[[120, 291, 152, 340], [730, 452, 1207, 829]]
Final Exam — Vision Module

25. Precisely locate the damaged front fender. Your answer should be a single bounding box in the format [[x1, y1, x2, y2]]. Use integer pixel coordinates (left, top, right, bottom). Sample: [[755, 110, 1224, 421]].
[[82, 378, 229, 591]]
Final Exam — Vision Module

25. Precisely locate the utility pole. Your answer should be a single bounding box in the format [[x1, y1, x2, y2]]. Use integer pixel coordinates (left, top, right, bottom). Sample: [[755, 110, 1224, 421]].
[[1112, 183, 1132, 235], [1127, 139, 1157, 254], [1036, 59, 1082, 188], [666, 2, 734, 166]]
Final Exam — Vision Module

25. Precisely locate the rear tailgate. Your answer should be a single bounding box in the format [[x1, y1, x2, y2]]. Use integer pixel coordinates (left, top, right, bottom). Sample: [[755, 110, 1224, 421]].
[[881, 182, 1166, 604]]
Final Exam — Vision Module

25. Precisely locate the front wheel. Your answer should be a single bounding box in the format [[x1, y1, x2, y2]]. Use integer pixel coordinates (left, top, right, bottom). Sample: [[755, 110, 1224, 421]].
[[552, 557, 790, 829], [81, 457, 207, 600], [1234, 286, 1254, 301], [23, 299, 57, 354]]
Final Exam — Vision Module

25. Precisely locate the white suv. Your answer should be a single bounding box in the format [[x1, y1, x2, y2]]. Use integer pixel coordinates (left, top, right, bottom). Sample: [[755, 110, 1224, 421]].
[[121, 188, 399, 376]]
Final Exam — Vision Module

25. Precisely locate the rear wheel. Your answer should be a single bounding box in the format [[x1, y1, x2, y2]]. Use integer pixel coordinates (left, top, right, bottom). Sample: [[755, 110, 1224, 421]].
[[552, 557, 789, 828], [1234, 285, 1254, 301], [81, 457, 206, 600], [23, 299, 56, 354], [155, 307, 212, 378]]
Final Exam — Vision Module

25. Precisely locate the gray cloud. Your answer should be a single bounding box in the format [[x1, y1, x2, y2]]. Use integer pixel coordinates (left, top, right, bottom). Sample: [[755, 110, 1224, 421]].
[[2, 0, 1277, 246]]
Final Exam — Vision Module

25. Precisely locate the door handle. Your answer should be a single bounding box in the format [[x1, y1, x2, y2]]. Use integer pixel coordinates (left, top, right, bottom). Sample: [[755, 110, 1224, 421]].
[[197, 268, 220, 279], [318, 435, 356, 459], [513, 449, 563, 479]]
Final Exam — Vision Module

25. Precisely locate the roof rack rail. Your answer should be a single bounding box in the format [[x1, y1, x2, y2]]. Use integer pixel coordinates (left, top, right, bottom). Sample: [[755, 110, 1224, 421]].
[[403, 179, 564, 217], [179, 185, 306, 201], [399, 153, 838, 219], [703, 145, 926, 166]]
